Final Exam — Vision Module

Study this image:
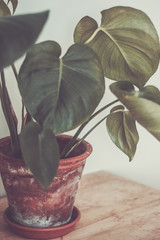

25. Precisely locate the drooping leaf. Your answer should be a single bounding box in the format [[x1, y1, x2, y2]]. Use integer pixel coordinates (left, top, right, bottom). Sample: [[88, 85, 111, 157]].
[[0, 1, 11, 16], [139, 85, 160, 104], [18, 41, 105, 134], [7, 0, 18, 13], [110, 81, 160, 141], [106, 105, 139, 161], [20, 121, 60, 189], [110, 104, 125, 113], [0, 10, 49, 71], [74, 6, 160, 88]]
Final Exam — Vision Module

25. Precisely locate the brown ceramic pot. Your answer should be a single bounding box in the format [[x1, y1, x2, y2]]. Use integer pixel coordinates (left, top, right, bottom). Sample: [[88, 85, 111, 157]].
[[0, 135, 92, 228]]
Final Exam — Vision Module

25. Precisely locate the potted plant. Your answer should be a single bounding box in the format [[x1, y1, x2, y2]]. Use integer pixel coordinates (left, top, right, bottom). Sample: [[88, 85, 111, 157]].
[[0, 1, 160, 239]]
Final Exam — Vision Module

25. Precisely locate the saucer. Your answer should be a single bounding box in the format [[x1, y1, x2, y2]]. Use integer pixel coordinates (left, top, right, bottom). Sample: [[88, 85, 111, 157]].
[[4, 206, 81, 239]]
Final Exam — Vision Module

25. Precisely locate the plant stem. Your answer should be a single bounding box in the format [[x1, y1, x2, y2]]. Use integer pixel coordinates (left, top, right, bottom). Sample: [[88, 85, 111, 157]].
[[11, 64, 18, 79], [0, 70, 21, 157], [60, 99, 119, 158], [65, 113, 110, 157], [21, 103, 25, 129], [11, 64, 26, 131]]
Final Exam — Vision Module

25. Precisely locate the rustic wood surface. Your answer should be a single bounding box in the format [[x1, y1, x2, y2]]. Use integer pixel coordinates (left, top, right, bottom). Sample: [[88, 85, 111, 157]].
[[0, 171, 160, 240]]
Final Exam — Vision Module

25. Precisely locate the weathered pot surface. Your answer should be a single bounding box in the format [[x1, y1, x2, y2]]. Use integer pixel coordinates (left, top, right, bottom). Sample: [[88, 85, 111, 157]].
[[3, 206, 81, 239], [0, 134, 92, 228]]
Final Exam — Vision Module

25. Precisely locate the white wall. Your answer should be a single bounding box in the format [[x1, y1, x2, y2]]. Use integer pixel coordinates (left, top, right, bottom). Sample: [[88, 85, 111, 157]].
[[1, 0, 160, 190]]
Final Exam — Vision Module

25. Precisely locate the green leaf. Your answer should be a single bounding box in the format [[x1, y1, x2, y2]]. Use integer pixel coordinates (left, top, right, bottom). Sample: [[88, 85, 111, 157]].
[[110, 81, 160, 141], [0, 1, 11, 16], [0, 10, 49, 71], [7, 0, 18, 13], [106, 105, 139, 161], [18, 41, 105, 134], [139, 85, 160, 104], [74, 6, 160, 88], [20, 121, 60, 189]]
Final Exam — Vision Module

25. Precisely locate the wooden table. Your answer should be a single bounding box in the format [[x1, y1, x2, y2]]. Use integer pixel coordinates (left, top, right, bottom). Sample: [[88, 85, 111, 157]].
[[0, 171, 160, 239]]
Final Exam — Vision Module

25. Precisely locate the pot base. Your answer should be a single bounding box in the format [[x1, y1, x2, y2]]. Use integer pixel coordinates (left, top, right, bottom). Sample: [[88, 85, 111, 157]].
[[4, 206, 81, 239]]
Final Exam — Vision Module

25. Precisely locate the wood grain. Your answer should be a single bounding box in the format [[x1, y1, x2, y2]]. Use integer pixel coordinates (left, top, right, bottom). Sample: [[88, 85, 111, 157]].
[[0, 171, 160, 239]]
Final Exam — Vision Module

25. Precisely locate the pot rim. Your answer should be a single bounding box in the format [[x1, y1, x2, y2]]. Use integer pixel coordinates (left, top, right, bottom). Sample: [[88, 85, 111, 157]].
[[0, 134, 92, 168], [57, 134, 92, 165]]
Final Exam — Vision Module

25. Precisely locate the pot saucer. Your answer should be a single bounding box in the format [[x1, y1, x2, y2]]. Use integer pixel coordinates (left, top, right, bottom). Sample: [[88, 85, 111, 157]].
[[4, 206, 81, 239]]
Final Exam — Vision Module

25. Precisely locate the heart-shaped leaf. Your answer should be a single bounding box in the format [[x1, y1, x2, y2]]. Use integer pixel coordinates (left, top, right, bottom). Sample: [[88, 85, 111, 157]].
[[110, 81, 160, 141], [74, 6, 160, 88], [18, 41, 105, 134], [106, 105, 139, 161], [20, 121, 60, 189], [0, 10, 49, 71]]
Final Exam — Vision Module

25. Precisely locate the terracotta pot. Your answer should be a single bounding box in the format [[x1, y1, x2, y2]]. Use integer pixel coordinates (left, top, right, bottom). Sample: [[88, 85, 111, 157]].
[[0, 135, 92, 228]]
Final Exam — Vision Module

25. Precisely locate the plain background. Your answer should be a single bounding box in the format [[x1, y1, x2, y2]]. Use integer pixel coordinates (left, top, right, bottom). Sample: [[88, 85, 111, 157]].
[[1, 0, 160, 191]]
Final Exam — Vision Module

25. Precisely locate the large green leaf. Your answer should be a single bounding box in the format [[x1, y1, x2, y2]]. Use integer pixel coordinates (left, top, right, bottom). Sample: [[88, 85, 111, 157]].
[[110, 81, 160, 140], [106, 105, 139, 161], [0, 10, 49, 71], [18, 41, 105, 134], [74, 6, 160, 88], [20, 121, 60, 189]]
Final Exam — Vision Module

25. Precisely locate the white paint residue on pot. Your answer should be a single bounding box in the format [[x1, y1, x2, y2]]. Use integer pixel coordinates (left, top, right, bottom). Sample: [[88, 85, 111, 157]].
[[14, 212, 71, 228], [8, 166, 84, 227], [8, 165, 31, 175]]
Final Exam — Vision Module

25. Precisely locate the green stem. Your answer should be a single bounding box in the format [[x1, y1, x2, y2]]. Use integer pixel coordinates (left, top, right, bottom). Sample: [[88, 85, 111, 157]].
[[21, 102, 25, 130], [11, 64, 18, 79], [65, 113, 110, 157], [60, 99, 119, 158], [11, 64, 25, 131], [0, 70, 21, 157]]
